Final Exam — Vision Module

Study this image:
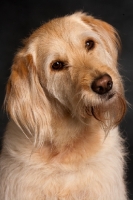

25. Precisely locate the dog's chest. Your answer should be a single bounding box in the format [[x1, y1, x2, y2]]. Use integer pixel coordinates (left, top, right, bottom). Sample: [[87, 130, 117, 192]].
[[28, 149, 123, 200], [28, 136, 123, 200]]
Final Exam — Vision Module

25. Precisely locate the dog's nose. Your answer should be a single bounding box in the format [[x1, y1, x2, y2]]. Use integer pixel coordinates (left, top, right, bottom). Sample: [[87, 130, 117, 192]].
[[91, 74, 113, 95]]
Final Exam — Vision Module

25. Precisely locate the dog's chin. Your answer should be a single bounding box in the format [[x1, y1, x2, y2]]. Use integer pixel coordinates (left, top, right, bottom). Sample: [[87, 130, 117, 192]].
[[84, 92, 126, 130]]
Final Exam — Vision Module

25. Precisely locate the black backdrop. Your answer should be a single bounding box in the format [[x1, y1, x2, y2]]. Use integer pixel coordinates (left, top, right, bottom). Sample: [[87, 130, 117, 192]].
[[0, 0, 133, 199]]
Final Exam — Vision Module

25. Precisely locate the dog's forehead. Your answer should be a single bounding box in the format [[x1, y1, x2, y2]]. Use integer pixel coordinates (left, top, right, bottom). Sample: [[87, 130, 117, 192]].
[[37, 15, 100, 57], [46, 16, 94, 42]]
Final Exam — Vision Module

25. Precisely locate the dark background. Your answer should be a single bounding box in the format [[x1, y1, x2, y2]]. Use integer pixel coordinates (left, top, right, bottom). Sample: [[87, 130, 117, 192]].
[[0, 0, 133, 199]]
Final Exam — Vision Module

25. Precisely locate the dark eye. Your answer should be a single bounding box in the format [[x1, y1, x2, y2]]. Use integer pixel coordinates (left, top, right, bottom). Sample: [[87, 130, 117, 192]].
[[85, 40, 94, 50], [51, 61, 65, 70]]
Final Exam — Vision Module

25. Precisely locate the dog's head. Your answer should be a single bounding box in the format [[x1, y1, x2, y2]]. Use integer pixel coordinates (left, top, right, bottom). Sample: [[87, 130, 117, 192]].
[[5, 12, 126, 144]]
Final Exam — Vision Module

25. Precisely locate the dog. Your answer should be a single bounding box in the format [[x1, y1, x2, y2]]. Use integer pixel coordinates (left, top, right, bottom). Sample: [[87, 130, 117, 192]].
[[0, 12, 127, 200]]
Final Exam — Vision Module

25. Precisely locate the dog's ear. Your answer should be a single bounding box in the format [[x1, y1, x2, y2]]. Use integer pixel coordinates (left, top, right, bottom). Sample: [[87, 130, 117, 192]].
[[5, 53, 52, 146], [81, 13, 121, 59]]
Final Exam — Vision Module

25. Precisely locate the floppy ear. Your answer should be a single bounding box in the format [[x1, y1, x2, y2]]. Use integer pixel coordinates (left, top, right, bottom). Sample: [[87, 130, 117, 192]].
[[5, 53, 52, 147], [80, 13, 121, 59]]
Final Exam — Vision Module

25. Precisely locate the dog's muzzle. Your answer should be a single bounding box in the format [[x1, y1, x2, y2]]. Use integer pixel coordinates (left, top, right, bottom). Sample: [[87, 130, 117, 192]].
[[91, 74, 113, 95]]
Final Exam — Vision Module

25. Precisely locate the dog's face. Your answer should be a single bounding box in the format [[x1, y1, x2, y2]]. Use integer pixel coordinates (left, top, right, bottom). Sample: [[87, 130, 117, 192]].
[[5, 13, 126, 143]]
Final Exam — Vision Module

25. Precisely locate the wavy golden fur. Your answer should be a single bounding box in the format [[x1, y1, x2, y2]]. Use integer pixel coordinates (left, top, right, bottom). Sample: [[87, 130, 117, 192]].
[[0, 12, 127, 200]]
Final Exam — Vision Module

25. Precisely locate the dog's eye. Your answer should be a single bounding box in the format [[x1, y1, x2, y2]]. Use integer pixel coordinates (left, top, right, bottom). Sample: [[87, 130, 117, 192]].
[[85, 40, 94, 50], [51, 61, 65, 70]]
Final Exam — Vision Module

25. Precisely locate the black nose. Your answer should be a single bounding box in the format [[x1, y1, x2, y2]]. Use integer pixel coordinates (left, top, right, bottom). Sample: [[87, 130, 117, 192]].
[[91, 74, 113, 95]]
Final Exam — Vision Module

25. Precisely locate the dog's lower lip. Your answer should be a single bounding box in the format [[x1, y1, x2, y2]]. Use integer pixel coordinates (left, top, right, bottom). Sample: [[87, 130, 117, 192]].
[[108, 93, 115, 100]]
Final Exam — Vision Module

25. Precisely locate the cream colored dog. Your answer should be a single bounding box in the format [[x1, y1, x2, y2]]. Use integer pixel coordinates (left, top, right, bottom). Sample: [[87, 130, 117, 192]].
[[0, 12, 127, 200]]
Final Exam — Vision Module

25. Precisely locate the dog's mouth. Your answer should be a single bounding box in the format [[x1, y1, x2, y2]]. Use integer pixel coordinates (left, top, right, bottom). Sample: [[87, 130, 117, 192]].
[[107, 93, 115, 100], [99, 91, 115, 102]]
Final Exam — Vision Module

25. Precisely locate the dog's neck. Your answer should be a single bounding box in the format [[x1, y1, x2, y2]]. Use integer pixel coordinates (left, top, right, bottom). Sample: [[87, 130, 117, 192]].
[[49, 102, 104, 151], [36, 112, 104, 165]]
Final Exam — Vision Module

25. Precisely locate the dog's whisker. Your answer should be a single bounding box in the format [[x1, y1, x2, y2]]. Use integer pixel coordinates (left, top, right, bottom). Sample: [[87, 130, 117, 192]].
[[72, 92, 85, 117]]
